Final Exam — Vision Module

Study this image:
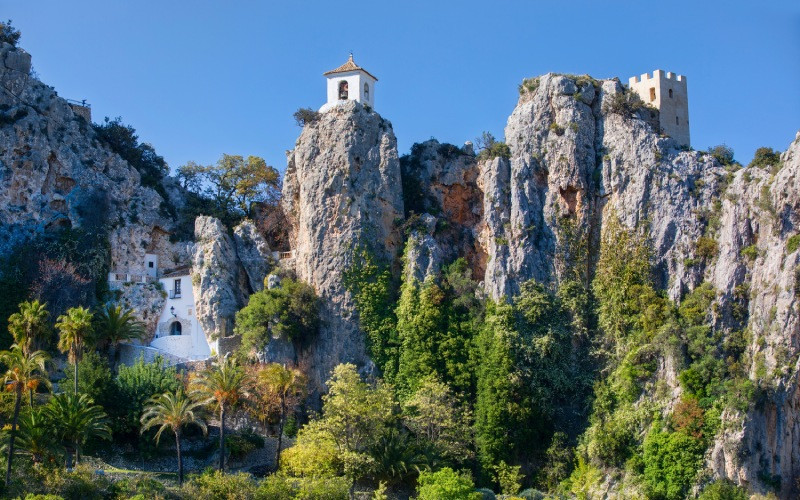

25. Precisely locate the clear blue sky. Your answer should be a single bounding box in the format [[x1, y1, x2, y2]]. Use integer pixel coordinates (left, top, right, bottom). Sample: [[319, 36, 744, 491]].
[[2, 1, 798, 172]]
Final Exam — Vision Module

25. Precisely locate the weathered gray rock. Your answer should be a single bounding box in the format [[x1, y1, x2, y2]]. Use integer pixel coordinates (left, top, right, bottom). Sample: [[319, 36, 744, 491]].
[[0, 43, 186, 329], [282, 100, 404, 395], [233, 219, 272, 292], [474, 72, 800, 497], [403, 213, 443, 283], [191, 216, 246, 345]]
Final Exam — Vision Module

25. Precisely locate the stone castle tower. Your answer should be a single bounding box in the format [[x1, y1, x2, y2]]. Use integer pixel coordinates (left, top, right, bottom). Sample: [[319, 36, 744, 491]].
[[628, 70, 690, 147], [319, 54, 377, 112]]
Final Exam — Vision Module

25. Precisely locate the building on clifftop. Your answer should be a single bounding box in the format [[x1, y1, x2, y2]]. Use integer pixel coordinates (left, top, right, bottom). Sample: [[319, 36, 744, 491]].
[[319, 53, 377, 112], [628, 69, 690, 147]]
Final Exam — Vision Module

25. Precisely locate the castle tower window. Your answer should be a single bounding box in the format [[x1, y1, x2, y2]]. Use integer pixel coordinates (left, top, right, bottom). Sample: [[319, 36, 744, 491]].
[[170, 321, 182, 336], [676, 116, 679, 125], [364, 82, 369, 100], [339, 80, 349, 100], [649, 88, 656, 101], [669, 89, 673, 98]]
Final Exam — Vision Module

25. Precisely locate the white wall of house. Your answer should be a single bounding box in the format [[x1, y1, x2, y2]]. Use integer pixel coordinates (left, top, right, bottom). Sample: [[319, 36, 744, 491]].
[[151, 274, 211, 360], [321, 70, 376, 112]]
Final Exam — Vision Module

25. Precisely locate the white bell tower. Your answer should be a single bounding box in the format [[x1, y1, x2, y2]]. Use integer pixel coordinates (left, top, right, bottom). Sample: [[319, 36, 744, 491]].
[[320, 53, 378, 112]]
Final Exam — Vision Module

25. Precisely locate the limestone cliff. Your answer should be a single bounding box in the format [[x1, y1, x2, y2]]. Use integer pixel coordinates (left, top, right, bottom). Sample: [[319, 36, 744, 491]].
[[0, 42, 188, 330], [404, 73, 799, 497], [282, 100, 404, 395]]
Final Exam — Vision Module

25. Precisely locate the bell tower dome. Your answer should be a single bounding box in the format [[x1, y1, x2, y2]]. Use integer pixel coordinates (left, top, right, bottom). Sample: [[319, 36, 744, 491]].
[[320, 53, 377, 112]]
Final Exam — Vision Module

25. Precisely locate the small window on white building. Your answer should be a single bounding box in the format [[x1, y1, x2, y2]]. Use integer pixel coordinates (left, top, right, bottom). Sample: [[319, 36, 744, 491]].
[[170, 321, 182, 336], [148, 261, 154, 268], [649, 88, 656, 102], [173, 279, 181, 298], [339, 80, 349, 100], [364, 83, 369, 100]]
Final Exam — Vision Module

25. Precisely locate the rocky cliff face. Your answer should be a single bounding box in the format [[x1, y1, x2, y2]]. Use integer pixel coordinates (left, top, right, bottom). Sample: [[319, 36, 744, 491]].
[[402, 74, 799, 496], [0, 42, 188, 329], [0, 42, 178, 266], [282, 100, 404, 394]]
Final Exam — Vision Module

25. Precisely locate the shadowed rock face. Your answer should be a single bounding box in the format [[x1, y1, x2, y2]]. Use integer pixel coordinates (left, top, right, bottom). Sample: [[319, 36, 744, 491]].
[[0, 42, 189, 329], [282, 100, 404, 396]]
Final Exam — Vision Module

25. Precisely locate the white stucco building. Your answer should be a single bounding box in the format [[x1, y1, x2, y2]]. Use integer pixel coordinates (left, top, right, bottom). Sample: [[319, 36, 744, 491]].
[[109, 255, 212, 363], [628, 69, 690, 147], [319, 54, 377, 112], [151, 267, 212, 360]]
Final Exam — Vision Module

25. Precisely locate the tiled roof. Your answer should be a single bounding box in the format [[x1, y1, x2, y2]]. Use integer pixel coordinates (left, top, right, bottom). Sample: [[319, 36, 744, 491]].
[[323, 54, 378, 81]]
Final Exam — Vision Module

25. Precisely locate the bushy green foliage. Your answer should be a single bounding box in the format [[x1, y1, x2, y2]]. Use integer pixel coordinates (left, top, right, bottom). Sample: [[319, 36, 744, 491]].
[[235, 277, 319, 355], [518, 78, 540, 95], [181, 469, 257, 499], [493, 460, 523, 495], [695, 236, 719, 260], [0, 19, 21, 46], [176, 154, 280, 229], [416, 467, 481, 500], [293, 107, 320, 126], [475, 300, 529, 474], [642, 424, 706, 500], [93, 117, 172, 215], [63, 351, 115, 410], [112, 355, 181, 436], [697, 479, 748, 499], [748, 147, 780, 169], [740, 244, 759, 260], [258, 473, 350, 499], [475, 132, 511, 162], [478, 142, 511, 162], [403, 376, 473, 465], [344, 247, 399, 378], [602, 88, 647, 117], [786, 234, 800, 254], [708, 144, 735, 166], [394, 257, 480, 399], [282, 364, 396, 485], [226, 429, 265, 459]]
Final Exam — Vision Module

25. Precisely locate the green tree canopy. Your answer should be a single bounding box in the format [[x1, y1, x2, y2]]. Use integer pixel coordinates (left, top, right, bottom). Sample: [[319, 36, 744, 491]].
[[235, 277, 319, 356], [7, 300, 49, 355], [177, 154, 281, 226], [140, 389, 207, 485]]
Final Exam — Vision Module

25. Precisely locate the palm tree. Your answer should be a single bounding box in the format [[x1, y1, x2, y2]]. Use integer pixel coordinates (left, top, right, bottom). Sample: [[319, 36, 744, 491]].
[[14, 407, 58, 466], [94, 303, 146, 365], [257, 363, 305, 468], [44, 392, 111, 469], [7, 300, 49, 355], [56, 306, 93, 395], [0, 346, 49, 483], [140, 389, 207, 486], [192, 356, 247, 471]]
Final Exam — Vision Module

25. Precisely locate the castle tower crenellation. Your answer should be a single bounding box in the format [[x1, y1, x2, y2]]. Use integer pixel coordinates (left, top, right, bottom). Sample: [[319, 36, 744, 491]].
[[628, 69, 690, 146]]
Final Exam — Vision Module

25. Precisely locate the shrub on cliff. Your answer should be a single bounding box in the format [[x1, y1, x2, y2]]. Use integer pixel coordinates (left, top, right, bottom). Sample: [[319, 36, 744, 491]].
[[475, 132, 511, 162], [235, 277, 319, 356], [708, 144, 735, 166], [602, 88, 646, 118], [293, 107, 320, 126], [748, 146, 780, 169], [93, 117, 168, 191], [0, 20, 21, 47]]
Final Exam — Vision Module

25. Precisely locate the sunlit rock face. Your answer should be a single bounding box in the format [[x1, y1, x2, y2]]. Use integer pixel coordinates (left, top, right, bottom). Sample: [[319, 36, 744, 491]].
[[282, 100, 404, 396]]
